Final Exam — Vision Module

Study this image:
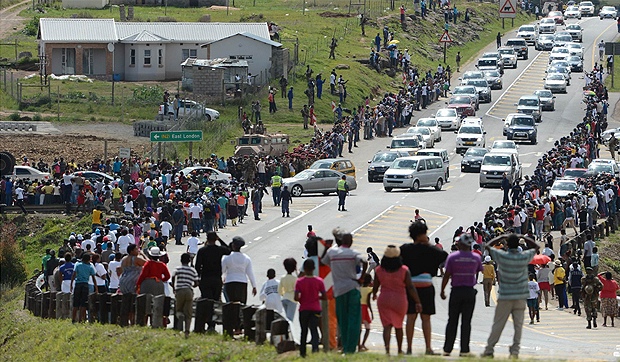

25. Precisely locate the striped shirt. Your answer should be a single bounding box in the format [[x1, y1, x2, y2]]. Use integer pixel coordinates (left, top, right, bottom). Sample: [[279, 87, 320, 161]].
[[488, 248, 536, 300], [173, 265, 199, 291]]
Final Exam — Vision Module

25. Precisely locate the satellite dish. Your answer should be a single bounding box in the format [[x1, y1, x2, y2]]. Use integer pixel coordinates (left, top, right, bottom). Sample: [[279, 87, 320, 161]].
[[107, 43, 115, 52]]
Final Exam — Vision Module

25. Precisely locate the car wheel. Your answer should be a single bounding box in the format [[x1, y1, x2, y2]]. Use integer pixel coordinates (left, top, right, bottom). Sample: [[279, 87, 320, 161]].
[[479, 183, 485, 188], [205, 114, 212, 121], [291, 185, 303, 197], [531, 137, 537, 145], [322, 192, 331, 196], [367, 175, 374, 183], [435, 178, 443, 191], [384, 187, 392, 192], [438, 136, 442, 142], [411, 180, 420, 192]]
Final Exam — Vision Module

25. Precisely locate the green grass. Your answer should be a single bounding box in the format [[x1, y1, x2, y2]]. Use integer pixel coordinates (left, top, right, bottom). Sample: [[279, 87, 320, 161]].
[[0, 0, 24, 10], [605, 62, 620, 91]]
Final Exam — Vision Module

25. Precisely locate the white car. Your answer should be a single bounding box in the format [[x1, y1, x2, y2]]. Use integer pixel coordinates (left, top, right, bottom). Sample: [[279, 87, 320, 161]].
[[406, 126, 435, 148], [544, 73, 568, 93], [566, 24, 583, 42], [71, 171, 115, 183], [455, 123, 486, 154], [549, 179, 578, 198], [549, 47, 570, 62], [491, 140, 519, 154], [538, 18, 556, 34], [498, 47, 518, 68], [588, 159, 620, 178], [435, 108, 461, 130], [517, 25, 538, 43], [564, 43, 584, 59], [180, 166, 232, 184], [599, 5, 617, 19], [416, 117, 442, 142], [564, 5, 582, 19], [11, 166, 51, 181], [602, 127, 620, 143], [159, 100, 220, 121], [579, 1, 595, 17], [459, 71, 485, 86]]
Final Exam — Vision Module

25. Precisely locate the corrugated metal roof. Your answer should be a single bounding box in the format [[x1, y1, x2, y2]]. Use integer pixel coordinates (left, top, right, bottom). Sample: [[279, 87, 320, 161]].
[[116, 22, 270, 43], [120, 30, 170, 43], [39, 18, 118, 43], [181, 58, 249, 68], [201, 32, 281, 47]]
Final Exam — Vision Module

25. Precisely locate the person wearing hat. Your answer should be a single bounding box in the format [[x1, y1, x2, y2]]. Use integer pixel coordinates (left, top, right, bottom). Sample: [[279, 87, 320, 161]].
[[136, 246, 170, 297], [552, 259, 567, 310], [372, 245, 422, 355], [222, 236, 257, 306], [581, 268, 604, 329], [440, 233, 483, 357], [482, 256, 496, 307]]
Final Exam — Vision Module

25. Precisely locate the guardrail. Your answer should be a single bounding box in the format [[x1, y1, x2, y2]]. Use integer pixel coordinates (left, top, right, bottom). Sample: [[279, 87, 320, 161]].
[[24, 275, 295, 351], [1, 204, 67, 214]]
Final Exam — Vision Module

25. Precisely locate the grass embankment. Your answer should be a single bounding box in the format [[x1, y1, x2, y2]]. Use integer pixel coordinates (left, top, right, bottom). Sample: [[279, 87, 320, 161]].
[[597, 232, 620, 281], [0, 0, 534, 157]]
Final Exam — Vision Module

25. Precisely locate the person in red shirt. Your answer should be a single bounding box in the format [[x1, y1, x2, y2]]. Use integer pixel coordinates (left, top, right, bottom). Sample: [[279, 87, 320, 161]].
[[306, 225, 316, 238], [294, 259, 326, 357], [535, 205, 545, 241]]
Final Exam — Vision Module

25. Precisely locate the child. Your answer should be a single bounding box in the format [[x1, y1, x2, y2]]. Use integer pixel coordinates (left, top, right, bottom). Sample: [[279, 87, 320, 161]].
[[527, 273, 540, 324], [70, 253, 97, 323], [279, 258, 298, 321], [186, 231, 200, 267], [171, 253, 199, 338], [260, 268, 283, 313], [591, 247, 599, 274], [359, 274, 373, 352], [294, 259, 326, 358]]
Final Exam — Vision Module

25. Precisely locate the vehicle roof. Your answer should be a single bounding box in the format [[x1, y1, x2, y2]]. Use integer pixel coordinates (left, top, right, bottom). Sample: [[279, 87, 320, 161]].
[[519, 95, 539, 99], [394, 155, 441, 160], [485, 151, 516, 157], [506, 38, 526, 42], [591, 158, 617, 164], [564, 168, 588, 171], [312, 158, 352, 163], [417, 148, 448, 153]]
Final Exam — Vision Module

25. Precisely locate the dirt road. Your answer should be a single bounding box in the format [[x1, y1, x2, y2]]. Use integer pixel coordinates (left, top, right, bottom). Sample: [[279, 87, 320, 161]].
[[0, 0, 28, 39]]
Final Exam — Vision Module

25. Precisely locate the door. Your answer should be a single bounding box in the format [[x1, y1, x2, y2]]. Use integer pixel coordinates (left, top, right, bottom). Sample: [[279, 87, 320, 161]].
[[82, 48, 94, 75], [61, 48, 76, 75], [322, 170, 341, 191], [417, 161, 428, 186], [308, 171, 326, 192]]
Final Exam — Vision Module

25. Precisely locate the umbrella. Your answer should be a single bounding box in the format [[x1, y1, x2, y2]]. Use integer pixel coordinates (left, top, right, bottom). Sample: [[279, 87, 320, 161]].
[[386, 44, 397, 49], [529, 254, 551, 265], [583, 90, 596, 96], [388, 39, 400, 45]]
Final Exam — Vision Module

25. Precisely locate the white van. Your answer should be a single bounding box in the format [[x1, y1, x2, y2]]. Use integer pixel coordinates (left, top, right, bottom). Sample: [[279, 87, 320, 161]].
[[415, 148, 450, 181], [387, 134, 425, 155], [479, 152, 522, 187], [383, 156, 446, 192]]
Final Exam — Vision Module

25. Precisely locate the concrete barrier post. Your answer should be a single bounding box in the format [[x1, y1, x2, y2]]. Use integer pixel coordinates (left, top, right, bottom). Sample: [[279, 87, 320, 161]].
[[222, 302, 240, 337], [152, 295, 165, 328], [110, 294, 121, 324]]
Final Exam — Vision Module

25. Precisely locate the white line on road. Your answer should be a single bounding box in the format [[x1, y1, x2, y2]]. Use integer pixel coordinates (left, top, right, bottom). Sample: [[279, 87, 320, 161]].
[[477, 188, 484, 193], [429, 215, 454, 238], [254, 236, 262, 241], [485, 51, 544, 120], [268, 199, 331, 233], [547, 137, 554, 143], [351, 205, 394, 234]]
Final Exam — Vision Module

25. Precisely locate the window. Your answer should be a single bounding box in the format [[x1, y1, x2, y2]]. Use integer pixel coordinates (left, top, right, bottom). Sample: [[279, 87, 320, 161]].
[[130, 49, 135, 65], [418, 162, 426, 171], [158, 49, 163, 65], [15, 168, 31, 175], [182, 49, 197, 61], [82, 48, 94, 75], [61, 48, 76, 74], [144, 49, 151, 65]]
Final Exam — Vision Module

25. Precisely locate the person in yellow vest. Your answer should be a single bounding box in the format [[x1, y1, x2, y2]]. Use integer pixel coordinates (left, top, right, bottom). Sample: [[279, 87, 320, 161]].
[[271, 173, 282, 206], [337, 175, 349, 211]]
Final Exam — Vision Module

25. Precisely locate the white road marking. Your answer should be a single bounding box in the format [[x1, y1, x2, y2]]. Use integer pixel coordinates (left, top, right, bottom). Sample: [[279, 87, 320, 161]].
[[428, 215, 454, 238], [460, 173, 467, 178], [268, 255, 280, 259], [547, 137, 554, 142], [254, 236, 262, 241], [477, 188, 484, 193], [268, 199, 331, 233], [351, 205, 394, 234]]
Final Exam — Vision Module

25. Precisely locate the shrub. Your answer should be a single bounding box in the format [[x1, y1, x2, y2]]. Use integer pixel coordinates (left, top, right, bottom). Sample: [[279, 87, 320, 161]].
[[8, 112, 20, 121], [0, 221, 28, 287], [32, 113, 42, 121], [22, 17, 39, 37]]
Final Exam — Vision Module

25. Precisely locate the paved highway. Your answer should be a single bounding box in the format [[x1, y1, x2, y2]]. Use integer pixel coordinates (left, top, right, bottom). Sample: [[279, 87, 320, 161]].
[[165, 16, 620, 360]]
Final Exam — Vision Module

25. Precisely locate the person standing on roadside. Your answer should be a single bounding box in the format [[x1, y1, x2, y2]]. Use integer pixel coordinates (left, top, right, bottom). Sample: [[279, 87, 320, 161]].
[[482, 256, 496, 307], [195, 231, 230, 331], [482, 233, 539, 359], [456, 51, 461, 72], [401, 221, 448, 356], [222, 237, 257, 305], [440, 233, 482, 357], [496, 32, 502, 48]]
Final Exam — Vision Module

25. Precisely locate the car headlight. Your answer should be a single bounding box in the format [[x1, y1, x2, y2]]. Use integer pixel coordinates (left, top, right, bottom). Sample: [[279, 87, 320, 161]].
[[528, 129, 535, 134], [476, 138, 483, 142], [483, 171, 489, 175], [533, 110, 540, 114], [368, 166, 375, 171], [507, 129, 514, 133], [405, 175, 413, 179]]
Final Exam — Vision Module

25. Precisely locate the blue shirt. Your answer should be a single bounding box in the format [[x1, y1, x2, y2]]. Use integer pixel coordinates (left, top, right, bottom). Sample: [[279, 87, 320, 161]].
[[74, 262, 95, 284], [113, 161, 122, 173], [60, 262, 74, 281]]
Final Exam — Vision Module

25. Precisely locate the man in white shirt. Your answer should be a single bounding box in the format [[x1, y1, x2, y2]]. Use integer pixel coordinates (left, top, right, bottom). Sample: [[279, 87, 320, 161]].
[[542, 244, 555, 258], [117, 229, 132, 255], [160, 220, 172, 244], [108, 253, 122, 293], [587, 191, 598, 228], [189, 202, 202, 236], [186, 231, 201, 266], [257, 159, 267, 185], [221, 237, 257, 305], [604, 186, 614, 217], [144, 182, 153, 209], [81, 236, 96, 253], [583, 238, 595, 268]]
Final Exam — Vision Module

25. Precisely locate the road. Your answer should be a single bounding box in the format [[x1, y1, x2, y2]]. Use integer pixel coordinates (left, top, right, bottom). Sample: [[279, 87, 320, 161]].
[[163, 16, 620, 361], [0, 0, 28, 39]]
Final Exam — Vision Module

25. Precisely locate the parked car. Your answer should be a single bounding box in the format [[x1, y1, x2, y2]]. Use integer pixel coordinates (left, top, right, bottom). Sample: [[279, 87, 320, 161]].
[[483, 69, 503, 90], [579, 1, 595, 16], [435, 108, 461, 130], [180, 166, 232, 184], [533, 89, 556, 111], [416, 117, 442, 141], [461, 147, 489, 172], [383, 156, 446, 192], [159, 100, 220, 121], [538, 18, 557, 34], [548, 11, 565, 24], [505, 114, 537, 144], [599, 5, 617, 18], [367, 150, 410, 182], [282, 169, 357, 197], [517, 25, 538, 43], [498, 47, 518, 68], [535, 34, 555, 51], [12, 166, 51, 181], [446, 96, 476, 117], [515, 95, 542, 122], [544, 73, 568, 93], [565, 24, 583, 42], [549, 179, 578, 198]]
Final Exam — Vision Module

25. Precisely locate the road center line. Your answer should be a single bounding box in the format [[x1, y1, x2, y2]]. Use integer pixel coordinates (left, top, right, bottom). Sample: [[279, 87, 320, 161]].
[[268, 199, 331, 233]]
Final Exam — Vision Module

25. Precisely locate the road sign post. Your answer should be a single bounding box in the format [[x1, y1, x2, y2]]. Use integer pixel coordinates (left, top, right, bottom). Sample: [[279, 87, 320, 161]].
[[150, 131, 203, 142], [499, 0, 516, 19], [439, 31, 453, 64], [119, 147, 131, 159]]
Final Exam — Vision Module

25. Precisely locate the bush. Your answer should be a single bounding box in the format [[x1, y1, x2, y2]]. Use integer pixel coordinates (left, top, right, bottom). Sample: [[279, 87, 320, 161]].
[[131, 85, 164, 103], [0, 221, 28, 287], [32, 113, 42, 121], [76, 11, 94, 18], [8, 112, 20, 121], [22, 17, 39, 37]]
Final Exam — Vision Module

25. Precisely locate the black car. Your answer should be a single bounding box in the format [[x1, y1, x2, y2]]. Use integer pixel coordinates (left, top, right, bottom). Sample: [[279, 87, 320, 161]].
[[461, 147, 489, 172], [368, 150, 409, 182], [505, 39, 528, 60], [506, 115, 537, 144]]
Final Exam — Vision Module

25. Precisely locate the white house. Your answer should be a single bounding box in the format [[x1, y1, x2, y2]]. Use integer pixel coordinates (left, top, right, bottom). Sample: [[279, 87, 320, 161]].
[[38, 18, 283, 83]]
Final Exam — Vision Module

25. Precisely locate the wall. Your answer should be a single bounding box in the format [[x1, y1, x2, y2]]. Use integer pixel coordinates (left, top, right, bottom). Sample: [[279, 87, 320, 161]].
[[163, 43, 207, 80], [192, 67, 224, 96], [43, 42, 113, 77], [62, 0, 108, 8], [123, 43, 166, 81], [271, 47, 290, 79], [208, 35, 273, 85], [113, 45, 125, 79]]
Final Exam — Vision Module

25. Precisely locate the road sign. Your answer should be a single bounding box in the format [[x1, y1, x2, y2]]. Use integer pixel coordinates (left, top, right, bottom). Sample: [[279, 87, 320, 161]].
[[150, 131, 203, 142], [499, 0, 516, 18], [605, 42, 620, 55], [439, 31, 452, 43], [119, 147, 131, 159]]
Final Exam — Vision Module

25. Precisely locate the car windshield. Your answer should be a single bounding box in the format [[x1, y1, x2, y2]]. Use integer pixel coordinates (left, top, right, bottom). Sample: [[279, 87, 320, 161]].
[[391, 138, 420, 148], [566, 44, 580, 49], [520, 26, 535, 32], [552, 48, 569, 53], [568, 56, 581, 62], [465, 148, 488, 157], [567, 24, 580, 30], [454, 87, 475, 94], [548, 74, 565, 80], [549, 11, 562, 16], [493, 142, 516, 149], [468, 80, 488, 87], [539, 34, 554, 40], [555, 36, 572, 42], [535, 90, 553, 97], [519, 98, 539, 106], [549, 67, 567, 74], [484, 70, 501, 77], [567, 5, 578, 10], [512, 117, 535, 126], [498, 48, 514, 54], [552, 182, 577, 191], [541, 18, 555, 23], [459, 126, 482, 134], [309, 161, 333, 169], [437, 109, 457, 117], [417, 119, 436, 127], [463, 73, 482, 79], [483, 155, 511, 166], [372, 152, 398, 163], [293, 170, 314, 179], [588, 164, 613, 173], [478, 59, 496, 67], [449, 97, 471, 104], [580, 2, 593, 6], [408, 127, 430, 135], [603, 6, 615, 10], [563, 169, 586, 178], [391, 159, 418, 169]]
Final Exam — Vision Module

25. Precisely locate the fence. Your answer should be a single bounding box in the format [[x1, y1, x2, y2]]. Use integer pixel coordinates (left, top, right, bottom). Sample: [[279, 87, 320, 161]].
[[24, 274, 295, 350]]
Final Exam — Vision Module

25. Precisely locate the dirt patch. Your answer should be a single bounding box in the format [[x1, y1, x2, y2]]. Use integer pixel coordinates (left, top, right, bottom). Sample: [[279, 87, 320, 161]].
[[318, 11, 355, 18], [208, 5, 240, 10]]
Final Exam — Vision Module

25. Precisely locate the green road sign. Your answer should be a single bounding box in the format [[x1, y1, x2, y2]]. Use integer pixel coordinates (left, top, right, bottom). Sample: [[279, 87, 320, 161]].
[[150, 131, 203, 142]]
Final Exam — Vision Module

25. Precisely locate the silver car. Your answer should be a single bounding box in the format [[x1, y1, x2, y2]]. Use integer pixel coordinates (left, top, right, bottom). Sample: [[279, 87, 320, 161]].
[[435, 108, 461, 130], [464, 79, 492, 103], [483, 69, 503, 90], [282, 168, 357, 197], [538, 18, 556, 34], [544, 73, 568, 93], [517, 25, 537, 44], [566, 24, 583, 42], [498, 47, 518, 68], [406, 126, 435, 148], [533, 89, 556, 111]]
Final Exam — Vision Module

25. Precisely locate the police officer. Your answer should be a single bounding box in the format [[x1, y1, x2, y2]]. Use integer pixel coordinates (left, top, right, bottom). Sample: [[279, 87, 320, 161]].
[[337, 175, 349, 211], [271, 172, 282, 206], [281, 185, 292, 217], [581, 267, 603, 329]]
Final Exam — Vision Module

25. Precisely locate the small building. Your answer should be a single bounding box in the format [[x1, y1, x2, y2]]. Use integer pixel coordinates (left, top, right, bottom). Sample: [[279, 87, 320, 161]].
[[181, 58, 248, 96], [38, 18, 286, 83], [62, 0, 109, 8]]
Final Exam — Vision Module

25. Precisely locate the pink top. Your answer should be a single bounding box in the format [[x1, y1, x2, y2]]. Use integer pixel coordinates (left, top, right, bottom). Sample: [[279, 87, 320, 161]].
[[597, 275, 620, 299], [295, 276, 325, 312]]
